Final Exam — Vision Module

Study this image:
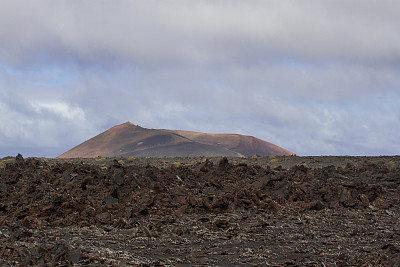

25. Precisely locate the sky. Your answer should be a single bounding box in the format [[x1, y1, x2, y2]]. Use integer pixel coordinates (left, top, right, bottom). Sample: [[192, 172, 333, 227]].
[[1, 0, 400, 157]]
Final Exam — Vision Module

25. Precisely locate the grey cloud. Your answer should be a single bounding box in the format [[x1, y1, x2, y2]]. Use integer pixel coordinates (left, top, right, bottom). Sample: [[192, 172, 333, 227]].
[[1, 1, 400, 157], [1, 1, 400, 68]]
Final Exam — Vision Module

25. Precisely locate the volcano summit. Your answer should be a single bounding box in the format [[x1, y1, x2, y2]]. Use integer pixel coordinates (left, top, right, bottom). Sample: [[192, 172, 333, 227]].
[[58, 122, 294, 158]]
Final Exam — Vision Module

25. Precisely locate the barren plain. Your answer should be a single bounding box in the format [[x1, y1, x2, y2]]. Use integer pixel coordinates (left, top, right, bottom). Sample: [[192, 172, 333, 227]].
[[1, 155, 400, 266]]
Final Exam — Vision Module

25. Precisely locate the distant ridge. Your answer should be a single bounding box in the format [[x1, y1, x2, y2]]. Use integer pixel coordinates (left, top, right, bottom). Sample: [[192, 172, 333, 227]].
[[57, 122, 295, 158]]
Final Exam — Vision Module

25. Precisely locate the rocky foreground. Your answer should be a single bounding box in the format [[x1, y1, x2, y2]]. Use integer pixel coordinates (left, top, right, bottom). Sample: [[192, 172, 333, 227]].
[[0, 156, 400, 266]]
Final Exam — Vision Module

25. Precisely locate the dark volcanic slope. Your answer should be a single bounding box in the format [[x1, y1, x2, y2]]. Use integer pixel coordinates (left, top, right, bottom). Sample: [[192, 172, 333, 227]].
[[121, 142, 241, 157], [162, 129, 295, 156], [58, 122, 242, 158]]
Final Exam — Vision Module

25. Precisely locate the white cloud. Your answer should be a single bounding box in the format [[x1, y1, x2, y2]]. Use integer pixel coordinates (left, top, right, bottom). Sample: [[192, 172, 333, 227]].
[[30, 101, 85, 120], [0, 92, 100, 156]]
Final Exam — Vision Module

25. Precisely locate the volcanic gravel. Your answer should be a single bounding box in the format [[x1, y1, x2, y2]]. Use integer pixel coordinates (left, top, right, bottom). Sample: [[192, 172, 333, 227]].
[[1, 155, 400, 266]]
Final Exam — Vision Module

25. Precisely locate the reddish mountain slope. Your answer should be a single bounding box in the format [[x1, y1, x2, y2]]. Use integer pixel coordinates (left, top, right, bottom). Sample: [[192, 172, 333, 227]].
[[57, 122, 295, 158], [57, 122, 242, 158]]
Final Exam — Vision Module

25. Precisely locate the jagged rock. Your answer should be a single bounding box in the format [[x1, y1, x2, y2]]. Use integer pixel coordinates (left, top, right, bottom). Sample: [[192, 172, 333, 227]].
[[69, 249, 82, 264], [15, 153, 24, 164]]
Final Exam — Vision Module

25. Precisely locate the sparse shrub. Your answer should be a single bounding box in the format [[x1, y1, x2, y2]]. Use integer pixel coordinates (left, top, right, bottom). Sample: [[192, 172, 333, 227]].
[[250, 155, 258, 159], [128, 156, 135, 161], [345, 157, 353, 163], [173, 162, 181, 168], [0, 158, 13, 164], [270, 159, 278, 163]]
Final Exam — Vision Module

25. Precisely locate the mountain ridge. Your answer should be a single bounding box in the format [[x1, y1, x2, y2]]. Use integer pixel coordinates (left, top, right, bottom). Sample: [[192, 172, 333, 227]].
[[57, 122, 295, 158]]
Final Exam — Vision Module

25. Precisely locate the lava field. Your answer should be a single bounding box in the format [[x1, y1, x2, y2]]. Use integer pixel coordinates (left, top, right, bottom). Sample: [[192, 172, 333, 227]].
[[0, 155, 400, 265]]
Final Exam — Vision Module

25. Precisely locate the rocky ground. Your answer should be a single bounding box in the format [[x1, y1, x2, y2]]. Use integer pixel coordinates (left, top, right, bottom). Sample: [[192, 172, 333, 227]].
[[0, 155, 400, 266]]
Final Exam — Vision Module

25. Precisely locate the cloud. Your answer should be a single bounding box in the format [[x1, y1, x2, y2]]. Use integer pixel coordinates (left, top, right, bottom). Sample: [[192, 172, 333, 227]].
[[0, 90, 99, 156], [0, 1, 400, 157], [2, 1, 400, 68], [30, 102, 85, 120]]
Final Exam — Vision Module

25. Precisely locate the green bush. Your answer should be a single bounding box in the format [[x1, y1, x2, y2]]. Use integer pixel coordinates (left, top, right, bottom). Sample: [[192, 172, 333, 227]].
[[173, 162, 181, 168]]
